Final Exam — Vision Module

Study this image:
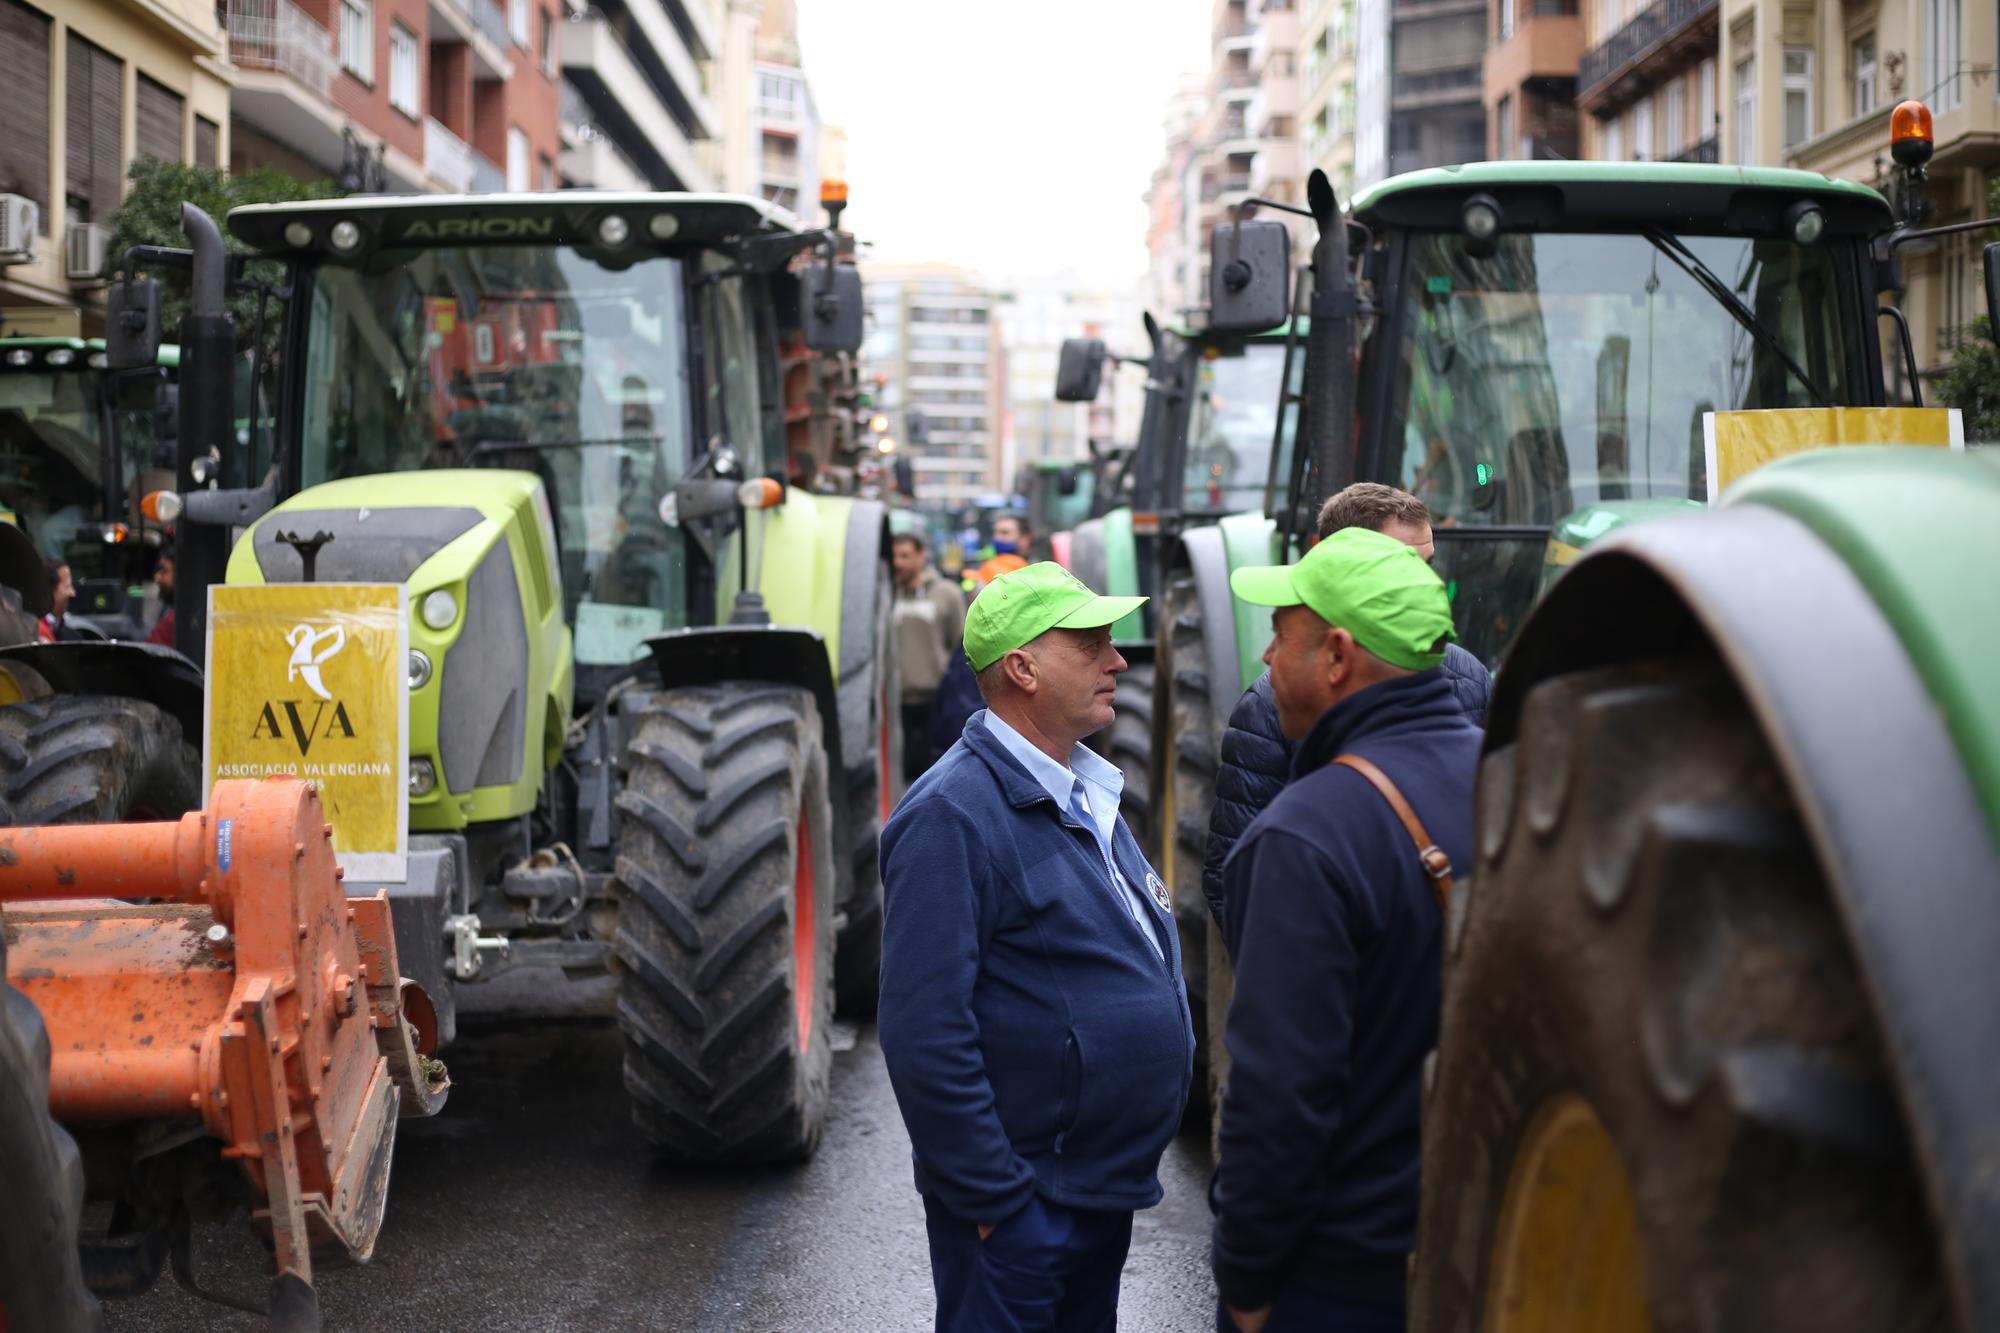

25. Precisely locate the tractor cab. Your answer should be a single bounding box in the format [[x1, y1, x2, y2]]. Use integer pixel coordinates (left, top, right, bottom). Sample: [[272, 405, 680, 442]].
[[0, 335, 178, 636]]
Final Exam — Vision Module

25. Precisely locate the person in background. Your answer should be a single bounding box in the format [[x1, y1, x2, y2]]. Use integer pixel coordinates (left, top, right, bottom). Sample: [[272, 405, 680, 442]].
[[145, 549, 176, 648], [37, 558, 76, 642], [1202, 482, 1490, 930], [1211, 529, 1480, 1333], [879, 562, 1188, 1332], [971, 513, 1032, 588], [891, 531, 964, 780]]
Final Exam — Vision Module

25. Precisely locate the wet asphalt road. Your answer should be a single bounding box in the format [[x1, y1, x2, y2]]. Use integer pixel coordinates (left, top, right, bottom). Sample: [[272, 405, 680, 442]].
[[103, 988, 1218, 1332]]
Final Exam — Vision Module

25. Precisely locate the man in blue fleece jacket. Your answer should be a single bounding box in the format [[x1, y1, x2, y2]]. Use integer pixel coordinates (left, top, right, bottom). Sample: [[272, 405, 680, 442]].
[[880, 561, 1194, 1333], [1211, 529, 1480, 1333]]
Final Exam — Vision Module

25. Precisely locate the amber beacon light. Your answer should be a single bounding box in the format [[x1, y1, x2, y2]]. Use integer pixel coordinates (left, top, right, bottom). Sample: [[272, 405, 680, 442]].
[[1890, 100, 1934, 167]]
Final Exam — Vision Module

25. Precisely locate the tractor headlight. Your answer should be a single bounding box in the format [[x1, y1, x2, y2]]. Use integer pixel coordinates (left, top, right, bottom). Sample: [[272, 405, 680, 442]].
[[409, 758, 437, 797], [329, 219, 363, 253], [284, 221, 314, 248], [420, 589, 458, 630], [44, 348, 73, 367], [597, 213, 631, 247], [408, 649, 433, 690], [1786, 200, 1827, 246], [3, 349, 32, 367]]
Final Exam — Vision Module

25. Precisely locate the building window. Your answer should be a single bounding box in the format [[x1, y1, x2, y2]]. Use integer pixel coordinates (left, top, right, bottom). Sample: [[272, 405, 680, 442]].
[[1633, 94, 1653, 159], [194, 114, 219, 169], [1596, 0, 1616, 41], [1698, 57, 1716, 139], [1500, 0, 1516, 40], [509, 0, 530, 48], [1603, 112, 1624, 160], [1663, 78, 1686, 156], [64, 33, 119, 224], [1782, 48, 1812, 147], [1496, 93, 1514, 157], [538, 154, 554, 191], [135, 74, 183, 163], [388, 23, 419, 117], [340, 0, 372, 82], [1850, 32, 1877, 116], [507, 127, 529, 191], [1733, 55, 1754, 163], [0, 0, 49, 221], [1923, 0, 1960, 110], [540, 9, 555, 76]]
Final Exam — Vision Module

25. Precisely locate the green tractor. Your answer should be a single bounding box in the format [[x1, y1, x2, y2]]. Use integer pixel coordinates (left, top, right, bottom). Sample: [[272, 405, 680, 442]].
[[0, 331, 202, 824], [1121, 145, 1997, 1127], [129, 187, 895, 1165], [1412, 443, 2000, 1331]]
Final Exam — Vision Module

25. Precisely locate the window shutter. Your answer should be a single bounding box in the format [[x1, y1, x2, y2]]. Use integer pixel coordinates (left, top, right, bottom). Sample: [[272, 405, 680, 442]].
[[66, 33, 121, 223], [136, 75, 183, 164], [195, 115, 218, 169], [0, 0, 51, 217]]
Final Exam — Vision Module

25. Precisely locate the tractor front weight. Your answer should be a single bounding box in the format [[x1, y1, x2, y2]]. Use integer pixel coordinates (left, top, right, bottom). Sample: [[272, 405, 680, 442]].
[[0, 778, 448, 1324]]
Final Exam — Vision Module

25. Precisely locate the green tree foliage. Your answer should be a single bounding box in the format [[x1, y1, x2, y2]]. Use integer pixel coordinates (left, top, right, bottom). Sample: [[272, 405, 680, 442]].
[[101, 158, 342, 336], [1930, 179, 2000, 442]]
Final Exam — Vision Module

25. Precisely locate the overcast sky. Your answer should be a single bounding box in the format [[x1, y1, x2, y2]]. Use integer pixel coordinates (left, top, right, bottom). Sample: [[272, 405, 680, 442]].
[[796, 0, 1208, 284]]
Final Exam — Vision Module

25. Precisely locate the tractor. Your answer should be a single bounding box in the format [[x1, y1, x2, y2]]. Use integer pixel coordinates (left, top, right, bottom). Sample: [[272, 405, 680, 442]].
[[1092, 103, 1998, 1134], [114, 183, 894, 1172]]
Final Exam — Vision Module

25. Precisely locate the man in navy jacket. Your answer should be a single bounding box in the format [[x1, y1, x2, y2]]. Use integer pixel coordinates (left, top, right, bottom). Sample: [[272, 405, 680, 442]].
[[880, 562, 1194, 1333], [1211, 529, 1481, 1333]]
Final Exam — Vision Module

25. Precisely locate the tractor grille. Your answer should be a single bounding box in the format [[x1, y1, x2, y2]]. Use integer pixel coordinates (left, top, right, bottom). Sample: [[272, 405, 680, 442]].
[[252, 507, 482, 583], [438, 537, 529, 793]]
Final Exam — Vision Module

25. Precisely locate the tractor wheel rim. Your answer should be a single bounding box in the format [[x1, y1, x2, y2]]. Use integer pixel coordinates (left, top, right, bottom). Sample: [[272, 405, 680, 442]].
[[793, 808, 815, 1053], [1487, 1092, 1651, 1333]]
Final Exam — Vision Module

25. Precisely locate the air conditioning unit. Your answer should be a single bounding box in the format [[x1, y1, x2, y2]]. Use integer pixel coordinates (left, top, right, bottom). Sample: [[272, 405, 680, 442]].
[[0, 194, 38, 264], [65, 222, 109, 282]]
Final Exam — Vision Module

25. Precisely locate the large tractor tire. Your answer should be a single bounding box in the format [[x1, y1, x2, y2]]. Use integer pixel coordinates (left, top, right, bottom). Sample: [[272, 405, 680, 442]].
[[1095, 660, 1154, 851], [1413, 657, 1943, 1333], [833, 563, 900, 1018], [612, 683, 837, 1164], [0, 934, 99, 1333], [1157, 570, 1221, 1129], [0, 695, 201, 826]]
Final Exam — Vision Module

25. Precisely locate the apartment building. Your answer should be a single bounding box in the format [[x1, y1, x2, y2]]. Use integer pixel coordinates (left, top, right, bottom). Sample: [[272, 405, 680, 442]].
[[1781, 0, 1997, 376], [1354, 0, 1486, 187], [1301, 0, 1358, 198], [1575, 0, 1720, 161], [863, 264, 998, 510], [0, 0, 233, 318], [1484, 0, 1583, 158], [559, 0, 717, 190], [222, 0, 562, 194], [992, 275, 1148, 485], [1145, 74, 1208, 318], [744, 0, 819, 216]]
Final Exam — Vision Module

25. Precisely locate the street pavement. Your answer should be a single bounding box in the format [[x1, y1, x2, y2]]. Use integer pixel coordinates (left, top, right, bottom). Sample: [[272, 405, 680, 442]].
[[105, 1000, 1218, 1331]]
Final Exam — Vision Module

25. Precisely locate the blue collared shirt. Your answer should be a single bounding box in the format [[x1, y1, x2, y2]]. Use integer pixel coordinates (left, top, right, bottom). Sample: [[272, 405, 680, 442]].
[[981, 710, 1165, 958]]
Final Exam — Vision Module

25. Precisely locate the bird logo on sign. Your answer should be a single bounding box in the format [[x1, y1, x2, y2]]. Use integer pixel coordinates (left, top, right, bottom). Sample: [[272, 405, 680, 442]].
[[285, 623, 346, 702]]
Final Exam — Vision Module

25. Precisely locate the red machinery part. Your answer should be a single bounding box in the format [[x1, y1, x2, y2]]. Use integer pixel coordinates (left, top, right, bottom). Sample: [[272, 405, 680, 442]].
[[0, 778, 447, 1296]]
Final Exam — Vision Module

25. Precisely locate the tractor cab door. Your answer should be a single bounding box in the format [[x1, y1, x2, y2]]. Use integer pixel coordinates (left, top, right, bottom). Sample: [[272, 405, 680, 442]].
[[691, 252, 784, 621]]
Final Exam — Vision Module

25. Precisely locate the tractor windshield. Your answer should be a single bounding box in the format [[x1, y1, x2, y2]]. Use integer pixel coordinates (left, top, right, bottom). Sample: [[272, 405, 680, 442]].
[[0, 359, 160, 576], [1184, 341, 1288, 514], [1366, 227, 1859, 663], [1379, 229, 1857, 526], [298, 245, 708, 660]]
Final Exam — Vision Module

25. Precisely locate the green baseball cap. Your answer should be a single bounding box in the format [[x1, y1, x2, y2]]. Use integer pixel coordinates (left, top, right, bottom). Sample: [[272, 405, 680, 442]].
[[1229, 527, 1456, 670], [963, 562, 1147, 671]]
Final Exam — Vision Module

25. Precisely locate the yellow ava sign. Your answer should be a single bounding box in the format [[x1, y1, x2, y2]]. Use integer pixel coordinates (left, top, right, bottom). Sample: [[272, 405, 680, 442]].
[[205, 583, 408, 881], [1703, 407, 1964, 502]]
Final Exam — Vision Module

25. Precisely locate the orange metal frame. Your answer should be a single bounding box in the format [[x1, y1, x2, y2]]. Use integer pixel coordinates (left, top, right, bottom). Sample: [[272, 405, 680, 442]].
[[0, 778, 447, 1295]]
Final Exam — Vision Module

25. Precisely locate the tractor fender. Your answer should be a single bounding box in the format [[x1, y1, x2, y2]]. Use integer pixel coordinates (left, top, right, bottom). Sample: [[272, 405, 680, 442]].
[[0, 641, 203, 741], [1490, 501, 2000, 1329], [1069, 516, 1108, 594], [1168, 525, 1246, 726], [0, 522, 51, 617], [642, 626, 841, 788], [833, 497, 889, 775]]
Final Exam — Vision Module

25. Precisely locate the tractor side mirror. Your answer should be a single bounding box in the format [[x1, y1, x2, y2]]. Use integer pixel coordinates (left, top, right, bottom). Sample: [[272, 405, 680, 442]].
[[1055, 338, 1106, 402], [1984, 242, 2000, 340], [106, 276, 162, 371], [802, 265, 864, 353], [1057, 466, 1079, 496], [1209, 220, 1292, 334]]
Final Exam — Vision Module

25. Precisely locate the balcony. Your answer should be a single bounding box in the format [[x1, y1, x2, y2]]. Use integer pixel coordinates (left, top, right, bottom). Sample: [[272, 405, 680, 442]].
[[1577, 0, 1718, 111], [561, 14, 716, 190], [1667, 134, 1718, 162], [425, 118, 476, 192], [1391, 63, 1482, 108], [226, 0, 334, 97]]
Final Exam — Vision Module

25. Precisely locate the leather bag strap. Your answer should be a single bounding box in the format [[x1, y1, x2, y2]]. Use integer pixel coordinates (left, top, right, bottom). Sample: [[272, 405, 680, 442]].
[[1330, 753, 1454, 913]]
